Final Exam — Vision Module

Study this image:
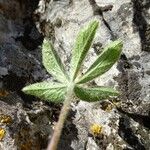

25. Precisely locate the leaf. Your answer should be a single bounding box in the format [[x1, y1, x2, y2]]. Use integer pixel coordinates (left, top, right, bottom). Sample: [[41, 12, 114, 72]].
[[70, 21, 99, 81], [77, 40, 123, 84], [22, 81, 66, 103], [42, 39, 69, 83], [74, 85, 119, 102]]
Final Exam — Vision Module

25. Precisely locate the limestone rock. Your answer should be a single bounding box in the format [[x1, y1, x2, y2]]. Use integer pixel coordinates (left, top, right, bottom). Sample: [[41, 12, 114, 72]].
[[0, 0, 150, 150]]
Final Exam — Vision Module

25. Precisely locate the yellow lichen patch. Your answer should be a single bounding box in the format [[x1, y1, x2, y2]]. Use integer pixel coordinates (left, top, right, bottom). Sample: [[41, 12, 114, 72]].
[[0, 114, 12, 124], [112, 101, 121, 108], [90, 124, 102, 136], [101, 100, 121, 112], [0, 90, 9, 97], [0, 128, 6, 141], [101, 101, 113, 112], [104, 103, 114, 112]]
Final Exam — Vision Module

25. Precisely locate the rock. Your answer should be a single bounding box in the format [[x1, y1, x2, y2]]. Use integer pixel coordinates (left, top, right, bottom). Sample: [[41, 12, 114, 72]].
[[35, 0, 150, 149], [0, 0, 52, 149], [0, 0, 44, 80], [0, 0, 150, 150], [0, 93, 52, 150]]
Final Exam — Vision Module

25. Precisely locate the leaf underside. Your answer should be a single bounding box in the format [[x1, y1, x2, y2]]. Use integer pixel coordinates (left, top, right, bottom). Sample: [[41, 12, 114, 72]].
[[22, 21, 123, 104], [74, 85, 119, 102], [42, 39, 69, 83], [70, 21, 99, 81], [22, 81, 66, 103], [77, 40, 123, 84]]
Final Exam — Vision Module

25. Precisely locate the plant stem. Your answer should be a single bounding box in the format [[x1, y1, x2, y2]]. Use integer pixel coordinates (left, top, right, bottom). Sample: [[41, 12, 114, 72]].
[[47, 83, 74, 150]]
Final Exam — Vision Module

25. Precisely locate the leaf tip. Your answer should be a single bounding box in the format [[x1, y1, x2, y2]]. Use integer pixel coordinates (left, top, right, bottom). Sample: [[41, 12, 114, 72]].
[[21, 86, 28, 93], [43, 37, 49, 43], [21, 85, 32, 95], [42, 38, 52, 49], [114, 90, 120, 96], [114, 39, 123, 50], [90, 20, 99, 30]]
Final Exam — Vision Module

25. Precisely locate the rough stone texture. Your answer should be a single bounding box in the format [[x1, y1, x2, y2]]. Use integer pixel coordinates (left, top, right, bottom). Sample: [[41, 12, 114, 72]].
[[0, 0, 150, 150], [0, 0, 52, 149]]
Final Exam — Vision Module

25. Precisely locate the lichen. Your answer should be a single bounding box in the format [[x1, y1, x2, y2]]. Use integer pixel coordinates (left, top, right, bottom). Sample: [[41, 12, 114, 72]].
[[0, 114, 12, 124], [0, 128, 6, 141], [0, 90, 9, 97], [104, 104, 114, 112], [21, 140, 33, 150], [90, 124, 103, 137]]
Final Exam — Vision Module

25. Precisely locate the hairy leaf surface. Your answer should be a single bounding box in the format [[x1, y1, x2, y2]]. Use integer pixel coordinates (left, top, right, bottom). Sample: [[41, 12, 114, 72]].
[[74, 85, 119, 102], [42, 39, 69, 83], [70, 21, 99, 81], [77, 40, 123, 84], [22, 81, 66, 103]]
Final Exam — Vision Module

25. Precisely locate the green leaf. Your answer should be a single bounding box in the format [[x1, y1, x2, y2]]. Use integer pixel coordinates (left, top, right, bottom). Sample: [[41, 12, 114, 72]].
[[74, 85, 119, 102], [70, 21, 99, 81], [22, 81, 66, 103], [42, 39, 69, 83], [77, 40, 123, 84]]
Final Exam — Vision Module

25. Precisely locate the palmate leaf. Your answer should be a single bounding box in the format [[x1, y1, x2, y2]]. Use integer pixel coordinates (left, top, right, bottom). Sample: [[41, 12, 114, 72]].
[[42, 39, 69, 83], [70, 21, 99, 81], [77, 40, 123, 84], [74, 85, 119, 102], [22, 81, 66, 103]]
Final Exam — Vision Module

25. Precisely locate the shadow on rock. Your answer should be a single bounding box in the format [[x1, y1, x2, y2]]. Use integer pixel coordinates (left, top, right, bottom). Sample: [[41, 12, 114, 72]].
[[118, 116, 146, 150], [132, 0, 150, 52], [58, 110, 78, 150], [1, 72, 38, 105], [117, 107, 150, 130]]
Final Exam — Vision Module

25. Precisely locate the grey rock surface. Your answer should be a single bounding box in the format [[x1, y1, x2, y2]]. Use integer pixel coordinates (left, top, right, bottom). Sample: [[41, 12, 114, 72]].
[[0, 0, 150, 150]]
